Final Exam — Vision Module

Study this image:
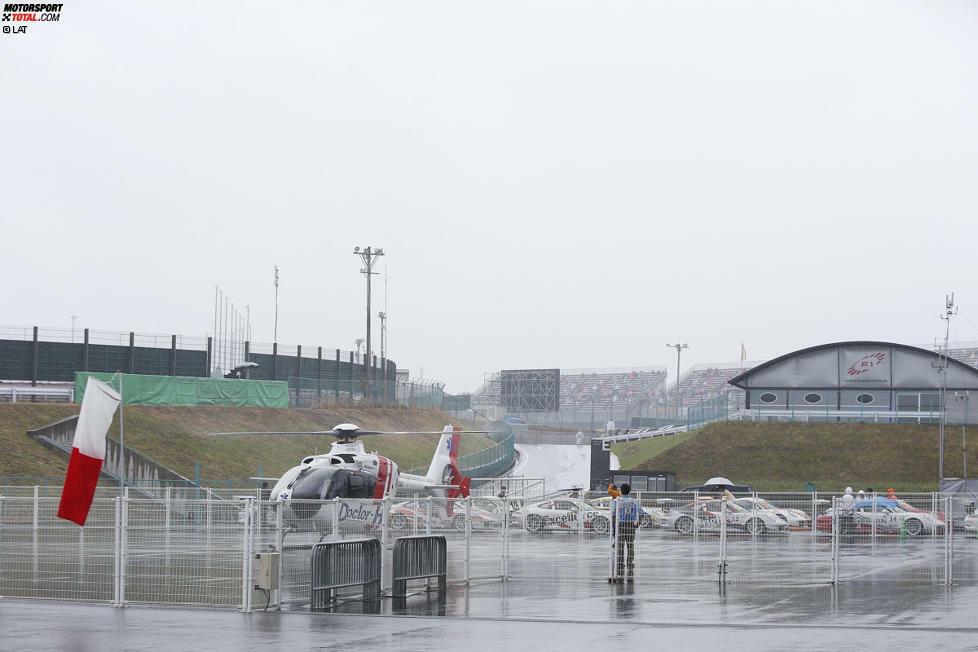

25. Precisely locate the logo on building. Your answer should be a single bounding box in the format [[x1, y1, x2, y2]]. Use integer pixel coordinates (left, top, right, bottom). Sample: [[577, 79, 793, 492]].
[[847, 352, 886, 376]]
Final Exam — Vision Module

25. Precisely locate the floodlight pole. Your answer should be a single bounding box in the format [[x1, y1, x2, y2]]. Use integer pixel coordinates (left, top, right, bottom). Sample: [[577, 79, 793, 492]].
[[273, 266, 279, 343], [939, 293, 957, 483], [667, 343, 689, 421], [378, 311, 387, 403], [354, 247, 384, 392]]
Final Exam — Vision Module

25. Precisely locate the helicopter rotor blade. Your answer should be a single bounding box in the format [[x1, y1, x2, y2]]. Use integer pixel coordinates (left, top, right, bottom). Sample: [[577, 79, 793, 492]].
[[206, 431, 337, 437], [356, 430, 489, 436]]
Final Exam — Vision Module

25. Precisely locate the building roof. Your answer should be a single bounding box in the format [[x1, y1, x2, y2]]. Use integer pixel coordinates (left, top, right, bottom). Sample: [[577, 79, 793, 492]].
[[728, 341, 978, 391]]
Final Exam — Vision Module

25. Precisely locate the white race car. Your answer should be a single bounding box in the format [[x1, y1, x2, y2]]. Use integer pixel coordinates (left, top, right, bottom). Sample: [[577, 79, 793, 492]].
[[512, 498, 611, 534], [589, 496, 659, 528], [962, 511, 977, 535], [388, 500, 498, 531], [733, 497, 812, 530], [659, 498, 788, 535]]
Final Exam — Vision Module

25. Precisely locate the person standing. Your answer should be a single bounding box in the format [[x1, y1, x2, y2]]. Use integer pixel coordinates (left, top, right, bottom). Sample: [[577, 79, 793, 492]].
[[611, 483, 640, 582], [839, 486, 855, 534], [576, 429, 584, 445]]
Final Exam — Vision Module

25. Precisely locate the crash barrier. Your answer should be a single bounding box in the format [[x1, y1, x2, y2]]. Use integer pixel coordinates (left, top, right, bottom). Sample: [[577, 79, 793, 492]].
[[391, 535, 447, 598], [310, 538, 382, 610], [1, 492, 976, 611]]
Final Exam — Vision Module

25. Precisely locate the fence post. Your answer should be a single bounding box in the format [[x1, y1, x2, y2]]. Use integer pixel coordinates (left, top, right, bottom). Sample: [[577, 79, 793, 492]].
[[380, 498, 389, 593], [121, 487, 128, 606], [831, 497, 839, 584], [465, 498, 472, 583], [113, 496, 122, 606], [426, 496, 432, 536], [944, 495, 953, 586], [332, 497, 340, 535], [241, 497, 253, 612], [931, 492, 938, 540], [718, 498, 727, 584], [274, 501, 284, 608], [334, 349, 340, 403], [693, 491, 700, 539], [31, 326, 38, 388]]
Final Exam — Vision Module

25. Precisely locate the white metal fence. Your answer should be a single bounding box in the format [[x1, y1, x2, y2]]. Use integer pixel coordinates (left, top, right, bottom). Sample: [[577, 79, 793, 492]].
[[1, 490, 975, 611]]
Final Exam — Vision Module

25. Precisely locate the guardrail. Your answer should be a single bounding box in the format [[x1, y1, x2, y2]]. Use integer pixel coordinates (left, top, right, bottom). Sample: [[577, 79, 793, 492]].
[[392, 535, 447, 598], [0, 385, 74, 402], [599, 424, 688, 445], [310, 538, 382, 610]]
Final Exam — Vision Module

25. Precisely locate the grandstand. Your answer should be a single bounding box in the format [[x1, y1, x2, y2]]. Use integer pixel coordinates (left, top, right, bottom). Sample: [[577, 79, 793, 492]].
[[658, 361, 763, 409], [928, 342, 978, 369], [473, 366, 667, 428]]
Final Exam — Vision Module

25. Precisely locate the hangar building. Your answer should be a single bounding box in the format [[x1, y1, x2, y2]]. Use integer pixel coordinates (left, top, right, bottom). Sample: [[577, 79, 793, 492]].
[[728, 341, 978, 424]]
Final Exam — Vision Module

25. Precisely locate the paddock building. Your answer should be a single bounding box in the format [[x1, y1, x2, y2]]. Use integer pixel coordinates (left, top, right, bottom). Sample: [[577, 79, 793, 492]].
[[728, 341, 978, 424]]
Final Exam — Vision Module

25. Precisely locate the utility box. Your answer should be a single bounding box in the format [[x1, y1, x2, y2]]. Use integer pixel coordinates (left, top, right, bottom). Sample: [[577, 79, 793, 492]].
[[255, 553, 280, 591]]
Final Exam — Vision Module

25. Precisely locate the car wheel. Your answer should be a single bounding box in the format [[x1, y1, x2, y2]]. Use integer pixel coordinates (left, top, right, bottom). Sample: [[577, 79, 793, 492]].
[[676, 516, 695, 535], [746, 517, 765, 536], [453, 514, 467, 531], [389, 513, 408, 530], [592, 516, 610, 535], [904, 518, 924, 536], [526, 514, 543, 533], [639, 515, 652, 529]]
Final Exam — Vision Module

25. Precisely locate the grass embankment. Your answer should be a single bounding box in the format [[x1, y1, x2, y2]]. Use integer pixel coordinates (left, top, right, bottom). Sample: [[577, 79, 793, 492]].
[[0, 404, 494, 482], [612, 421, 978, 492]]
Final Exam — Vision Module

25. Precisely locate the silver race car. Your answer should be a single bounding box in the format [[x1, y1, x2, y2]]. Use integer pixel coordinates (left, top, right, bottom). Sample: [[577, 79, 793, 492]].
[[660, 498, 788, 535], [511, 498, 611, 534]]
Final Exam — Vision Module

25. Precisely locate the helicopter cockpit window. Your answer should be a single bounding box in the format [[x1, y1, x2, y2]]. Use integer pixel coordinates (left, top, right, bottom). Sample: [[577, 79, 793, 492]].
[[323, 470, 378, 499], [336, 454, 357, 463]]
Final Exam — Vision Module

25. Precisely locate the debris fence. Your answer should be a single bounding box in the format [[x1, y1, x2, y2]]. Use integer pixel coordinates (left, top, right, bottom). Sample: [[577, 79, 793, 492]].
[[0, 491, 975, 611]]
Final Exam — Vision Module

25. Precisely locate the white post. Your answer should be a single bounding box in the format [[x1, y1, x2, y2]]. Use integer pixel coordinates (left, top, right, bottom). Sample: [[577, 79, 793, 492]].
[[932, 493, 938, 539], [812, 491, 818, 540], [464, 498, 472, 583], [380, 498, 388, 593], [113, 497, 121, 606], [274, 502, 284, 609], [831, 497, 839, 584], [693, 490, 700, 538], [501, 497, 508, 581], [871, 495, 877, 542], [945, 495, 953, 586], [425, 496, 432, 536], [118, 373, 125, 491], [32, 486, 38, 571], [332, 497, 339, 536], [241, 498, 251, 612], [164, 486, 172, 556], [121, 487, 128, 606], [718, 498, 727, 583]]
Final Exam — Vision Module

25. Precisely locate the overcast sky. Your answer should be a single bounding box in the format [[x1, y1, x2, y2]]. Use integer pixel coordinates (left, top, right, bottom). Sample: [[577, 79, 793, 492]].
[[3, 1, 977, 392]]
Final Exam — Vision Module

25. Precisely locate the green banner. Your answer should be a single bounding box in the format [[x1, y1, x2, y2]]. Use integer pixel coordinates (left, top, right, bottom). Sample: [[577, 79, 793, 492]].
[[74, 372, 288, 407]]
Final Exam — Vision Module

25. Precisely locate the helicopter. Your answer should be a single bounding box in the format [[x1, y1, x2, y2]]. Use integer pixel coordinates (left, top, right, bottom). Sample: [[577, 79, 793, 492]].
[[210, 423, 479, 533]]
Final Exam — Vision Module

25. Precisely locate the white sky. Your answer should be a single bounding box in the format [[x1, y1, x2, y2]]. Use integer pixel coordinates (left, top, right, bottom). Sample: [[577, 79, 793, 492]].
[[2, 1, 977, 392]]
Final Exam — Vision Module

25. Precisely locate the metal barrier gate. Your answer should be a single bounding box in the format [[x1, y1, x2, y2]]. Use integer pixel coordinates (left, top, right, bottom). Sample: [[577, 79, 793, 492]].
[[310, 538, 382, 610], [392, 535, 447, 598]]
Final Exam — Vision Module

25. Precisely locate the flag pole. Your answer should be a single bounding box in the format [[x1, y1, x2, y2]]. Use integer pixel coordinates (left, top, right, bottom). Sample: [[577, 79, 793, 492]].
[[118, 372, 124, 492]]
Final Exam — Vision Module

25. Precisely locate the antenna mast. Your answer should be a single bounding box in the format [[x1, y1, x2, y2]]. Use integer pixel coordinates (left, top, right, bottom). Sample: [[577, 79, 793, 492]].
[[939, 292, 957, 482]]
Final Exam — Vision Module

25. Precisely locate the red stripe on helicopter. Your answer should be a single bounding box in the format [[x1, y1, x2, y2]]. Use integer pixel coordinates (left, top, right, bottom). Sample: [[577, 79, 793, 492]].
[[374, 456, 390, 498]]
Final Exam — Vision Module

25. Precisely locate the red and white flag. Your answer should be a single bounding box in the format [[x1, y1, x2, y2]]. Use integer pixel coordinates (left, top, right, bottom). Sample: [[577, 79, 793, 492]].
[[57, 377, 121, 526]]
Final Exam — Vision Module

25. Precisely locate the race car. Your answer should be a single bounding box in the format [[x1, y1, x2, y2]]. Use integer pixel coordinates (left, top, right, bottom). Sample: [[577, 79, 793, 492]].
[[388, 500, 499, 531], [964, 511, 978, 535], [732, 497, 812, 530], [511, 497, 611, 534], [659, 498, 788, 535], [589, 496, 660, 528], [815, 498, 945, 536]]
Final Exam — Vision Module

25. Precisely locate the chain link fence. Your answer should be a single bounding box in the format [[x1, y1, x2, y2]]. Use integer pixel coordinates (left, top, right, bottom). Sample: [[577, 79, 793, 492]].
[[2, 492, 976, 611]]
